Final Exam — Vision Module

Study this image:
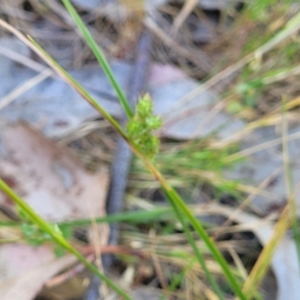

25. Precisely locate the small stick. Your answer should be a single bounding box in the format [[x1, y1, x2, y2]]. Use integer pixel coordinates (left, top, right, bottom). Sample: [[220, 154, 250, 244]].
[[80, 244, 146, 259], [106, 29, 154, 258], [45, 245, 147, 289], [45, 254, 94, 289], [84, 29, 153, 300]]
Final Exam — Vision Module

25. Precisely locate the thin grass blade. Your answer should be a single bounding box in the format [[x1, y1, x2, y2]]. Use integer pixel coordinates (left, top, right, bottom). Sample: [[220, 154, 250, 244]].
[[61, 0, 133, 118], [0, 179, 132, 300], [164, 188, 226, 300]]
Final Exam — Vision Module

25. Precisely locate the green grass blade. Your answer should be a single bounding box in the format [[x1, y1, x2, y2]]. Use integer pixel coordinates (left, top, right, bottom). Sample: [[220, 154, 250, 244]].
[[59, 207, 173, 227], [26, 36, 128, 141], [0, 179, 132, 300], [281, 101, 300, 271], [61, 0, 133, 119], [255, 10, 300, 57], [166, 258, 196, 295], [164, 189, 226, 300], [0, 221, 19, 226], [163, 187, 245, 300], [242, 205, 291, 298], [0, 208, 173, 228]]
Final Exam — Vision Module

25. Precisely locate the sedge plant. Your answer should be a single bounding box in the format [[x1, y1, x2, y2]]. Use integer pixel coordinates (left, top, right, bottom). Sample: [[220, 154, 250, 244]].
[[61, 2, 300, 299], [4, 0, 300, 298], [0, 6, 245, 300]]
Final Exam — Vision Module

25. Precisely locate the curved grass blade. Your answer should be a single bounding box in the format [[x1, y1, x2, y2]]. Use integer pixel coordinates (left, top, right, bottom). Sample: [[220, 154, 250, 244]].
[[162, 187, 245, 300], [0, 179, 132, 300], [242, 204, 291, 298], [165, 189, 225, 300], [61, 0, 133, 119]]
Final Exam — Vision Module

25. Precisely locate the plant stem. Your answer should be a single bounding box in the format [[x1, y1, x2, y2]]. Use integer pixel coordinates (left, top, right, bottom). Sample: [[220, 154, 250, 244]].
[[0, 179, 132, 300], [61, 0, 133, 119], [164, 187, 225, 300]]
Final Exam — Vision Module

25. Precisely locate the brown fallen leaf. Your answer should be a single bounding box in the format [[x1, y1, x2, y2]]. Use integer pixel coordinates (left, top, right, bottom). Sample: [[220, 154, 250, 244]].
[[0, 123, 109, 230], [0, 243, 77, 300], [0, 123, 110, 300]]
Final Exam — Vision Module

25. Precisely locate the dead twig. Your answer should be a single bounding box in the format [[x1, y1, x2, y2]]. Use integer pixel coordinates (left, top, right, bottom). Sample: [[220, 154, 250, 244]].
[[84, 29, 154, 300]]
